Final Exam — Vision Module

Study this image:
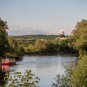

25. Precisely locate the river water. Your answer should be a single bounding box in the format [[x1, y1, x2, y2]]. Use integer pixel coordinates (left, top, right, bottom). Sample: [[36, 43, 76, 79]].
[[0, 55, 77, 87]]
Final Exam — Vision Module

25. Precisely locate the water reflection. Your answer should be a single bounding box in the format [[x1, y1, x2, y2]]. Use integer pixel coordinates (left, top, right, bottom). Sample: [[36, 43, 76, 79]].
[[2, 65, 9, 72], [0, 64, 16, 86], [1, 65, 16, 72]]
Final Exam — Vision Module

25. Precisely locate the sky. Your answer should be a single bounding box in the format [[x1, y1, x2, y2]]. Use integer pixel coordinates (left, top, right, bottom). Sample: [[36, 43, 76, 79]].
[[0, 0, 87, 35]]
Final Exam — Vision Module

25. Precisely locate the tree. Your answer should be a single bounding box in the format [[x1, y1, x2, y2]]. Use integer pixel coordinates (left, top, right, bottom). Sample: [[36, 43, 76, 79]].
[[0, 18, 8, 57], [7, 37, 19, 57], [71, 19, 87, 53], [45, 41, 57, 53], [34, 39, 46, 54], [70, 54, 87, 87]]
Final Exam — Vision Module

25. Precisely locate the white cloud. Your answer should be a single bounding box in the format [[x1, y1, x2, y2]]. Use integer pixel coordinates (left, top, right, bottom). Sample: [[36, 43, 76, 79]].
[[7, 27, 48, 35], [7, 26, 68, 36]]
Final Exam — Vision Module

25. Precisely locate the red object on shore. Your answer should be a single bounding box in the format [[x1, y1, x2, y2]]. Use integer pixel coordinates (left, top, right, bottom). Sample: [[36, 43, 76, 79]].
[[2, 58, 16, 65], [2, 62, 9, 65]]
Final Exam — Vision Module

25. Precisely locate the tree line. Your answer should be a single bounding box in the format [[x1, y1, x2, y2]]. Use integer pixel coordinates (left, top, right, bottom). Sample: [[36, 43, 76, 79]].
[[16, 38, 76, 55], [0, 18, 76, 58]]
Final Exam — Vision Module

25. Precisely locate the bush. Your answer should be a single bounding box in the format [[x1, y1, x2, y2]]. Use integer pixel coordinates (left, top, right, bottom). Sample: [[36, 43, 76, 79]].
[[4, 70, 40, 87]]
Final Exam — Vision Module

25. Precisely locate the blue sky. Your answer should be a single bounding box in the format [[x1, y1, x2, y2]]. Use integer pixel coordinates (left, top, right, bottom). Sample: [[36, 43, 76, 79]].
[[0, 0, 87, 35]]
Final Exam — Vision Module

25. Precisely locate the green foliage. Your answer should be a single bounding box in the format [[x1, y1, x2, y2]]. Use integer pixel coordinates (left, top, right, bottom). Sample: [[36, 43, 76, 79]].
[[18, 45, 25, 55], [6, 37, 20, 57], [52, 73, 72, 87], [0, 18, 8, 57], [70, 54, 87, 87], [51, 65, 75, 87], [34, 39, 47, 53], [4, 70, 40, 87], [8, 37, 18, 52], [17, 38, 76, 55], [45, 41, 57, 53], [72, 19, 87, 52]]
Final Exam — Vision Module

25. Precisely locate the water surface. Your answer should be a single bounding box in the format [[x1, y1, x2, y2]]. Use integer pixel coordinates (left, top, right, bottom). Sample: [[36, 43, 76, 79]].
[[0, 55, 77, 87], [15, 55, 76, 87]]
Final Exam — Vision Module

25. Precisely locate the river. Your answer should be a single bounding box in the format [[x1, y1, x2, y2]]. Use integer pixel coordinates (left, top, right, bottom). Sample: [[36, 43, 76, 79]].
[[0, 55, 77, 87]]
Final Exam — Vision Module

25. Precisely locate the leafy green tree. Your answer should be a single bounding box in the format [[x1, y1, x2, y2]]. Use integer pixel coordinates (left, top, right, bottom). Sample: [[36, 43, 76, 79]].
[[45, 41, 57, 53], [27, 44, 35, 53], [34, 39, 46, 54], [18, 45, 25, 55], [71, 19, 87, 53], [0, 18, 8, 57], [6, 37, 20, 57], [70, 54, 87, 87]]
